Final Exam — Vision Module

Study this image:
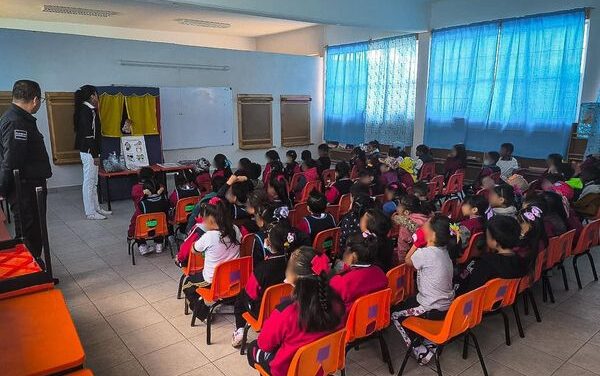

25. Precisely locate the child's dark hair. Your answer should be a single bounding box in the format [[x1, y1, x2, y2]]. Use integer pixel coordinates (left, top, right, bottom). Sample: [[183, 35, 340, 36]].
[[203, 197, 240, 246], [286, 150, 297, 161], [307, 190, 327, 214], [416, 144, 430, 156], [501, 143, 514, 154], [238, 157, 252, 172], [301, 150, 312, 162], [268, 173, 291, 207], [231, 180, 251, 204], [368, 140, 380, 150], [247, 189, 269, 211], [362, 208, 391, 237], [174, 169, 194, 187], [388, 147, 400, 159], [213, 153, 230, 170], [266, 219, 296, 255], [453, 144, 467, 164], [487, 151, 500, 164], [290, 246, 344, 332], [540, 191, 569, 228], [249, 163, 262, 180], [517, 205, 548, 259], [412, 181, 428, 197], [265, 150, 280, 163], [352, 147, 366, 163], [463, 195, 489, 218], [398, 194, 425, 214], [345, 232, 378, 263], [350, 192, 375, 217], [544, 173, 564, 184], [303, 158, 318, 169], [139, 166, 155, 182], [487, 215, 521, 249], [429, 214, 456, 248], [318, 143, 329, 153], [211, 175, 227, 193], [335, 161, 350, 179], [492, 184, 516, 207], [386, 182, 406, 200], [358, 168, 374, 179]]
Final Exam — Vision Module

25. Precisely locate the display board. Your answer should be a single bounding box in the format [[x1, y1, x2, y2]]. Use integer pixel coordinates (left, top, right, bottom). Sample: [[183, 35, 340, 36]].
[[160, 87, 234, 150]]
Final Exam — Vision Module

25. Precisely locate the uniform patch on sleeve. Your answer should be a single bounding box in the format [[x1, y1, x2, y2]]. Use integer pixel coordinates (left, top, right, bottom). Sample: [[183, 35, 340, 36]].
[[14, 129, 27, 141]]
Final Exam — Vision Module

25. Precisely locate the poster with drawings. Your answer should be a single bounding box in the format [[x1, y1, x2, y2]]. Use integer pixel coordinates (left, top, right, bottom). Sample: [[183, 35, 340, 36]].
[[121, 136, 149, 170]]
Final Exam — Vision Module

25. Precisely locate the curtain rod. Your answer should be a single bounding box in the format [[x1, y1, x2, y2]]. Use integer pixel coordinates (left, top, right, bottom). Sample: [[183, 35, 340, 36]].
[[325, 33, 418, 50], [432, 8, 587, 34]]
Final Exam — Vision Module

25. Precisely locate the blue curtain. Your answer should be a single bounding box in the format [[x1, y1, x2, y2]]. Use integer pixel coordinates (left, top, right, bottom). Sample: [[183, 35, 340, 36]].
[[425, 10, 586, 158], [325, 35, 417, 146]]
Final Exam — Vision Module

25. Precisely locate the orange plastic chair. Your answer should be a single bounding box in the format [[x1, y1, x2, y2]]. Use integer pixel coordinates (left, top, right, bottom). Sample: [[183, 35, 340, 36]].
[[338, 194, 352, 216], [427, 181, 438, 201], [288, 172, 304, 194], [419, 162, 436, 181], [345, 289, 394, 374], [322, 169, 336, 184], [292, 202, 309, 228], [480, 278, 522, 347], [299, 180, 322, 203], [177, 244, 205, 301], [572, 220, 599, 289], [312, 227, 341, 258], [442, 172, 464, 196], [171, 196, 201, 235], [398, 286, 488, 376], [440, 198, 460, 221], [517, 249, 545, 323], [193, 256, 252, 344], [429, 175, 445, 199], [66, 369, 94, 376], [254, 328, 348, 376], [240, 233, 256, 258], [240, 283, 293, 355], [386, 263, 415, 305], [456, 232, 484, 265], [128, 212, 169, 265], [542, 229, 576, 303], [325, 205, 341, 223]]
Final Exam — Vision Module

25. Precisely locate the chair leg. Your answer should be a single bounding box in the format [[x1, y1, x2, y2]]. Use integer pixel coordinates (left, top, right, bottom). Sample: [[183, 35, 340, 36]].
[[512, 304, 524, 338], [184, 298, 189, 315], [573, 255, 583, 289], [587, 251, 598, 281], [434, 345, 443, 376], [500, 309, 511, 346], [522, 293, 529, 316], [559, 263, 569, 291], [527, 289, 542, 323], [177, 274, 185, 299], [547, 278, 555, 304], [377, 331, 394, 374], [190, 302, 199, 327], [462, 334, 469, 359], [206, 302, 221, 345], [240, 324, 251, 355], [398, 341, 414, 376], [542, 276, 548, 303], [469, 332, 488, 376], [130, 241, 136, 266]]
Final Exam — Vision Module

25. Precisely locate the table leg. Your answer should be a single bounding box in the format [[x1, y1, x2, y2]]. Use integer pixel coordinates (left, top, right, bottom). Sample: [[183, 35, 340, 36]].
[[106, 177, 112, 212]]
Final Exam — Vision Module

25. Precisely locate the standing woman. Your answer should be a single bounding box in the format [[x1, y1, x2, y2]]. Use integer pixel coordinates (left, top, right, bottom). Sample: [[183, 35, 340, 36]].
[[74, 85, 111, 220]]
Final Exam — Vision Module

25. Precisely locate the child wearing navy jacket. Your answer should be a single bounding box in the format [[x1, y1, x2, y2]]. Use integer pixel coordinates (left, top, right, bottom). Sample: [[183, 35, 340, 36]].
[[169, 169, 200, 208], [283, 150, 301, 181], [324, 161, 353, 204], [297, 190, 336, 241], [330, 231, 388, 317], [246, 246, 344, 376], [232, 219, 297, 347]]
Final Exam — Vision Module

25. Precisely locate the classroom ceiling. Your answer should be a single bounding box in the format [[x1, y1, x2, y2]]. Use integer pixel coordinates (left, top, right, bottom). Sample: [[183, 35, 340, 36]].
[[0, 0, 317, 37]]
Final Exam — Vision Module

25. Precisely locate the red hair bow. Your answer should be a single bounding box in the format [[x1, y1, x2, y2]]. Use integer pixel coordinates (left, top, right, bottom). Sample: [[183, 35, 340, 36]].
[[311, 254, 330, 275], [208, 196, 221, 205]]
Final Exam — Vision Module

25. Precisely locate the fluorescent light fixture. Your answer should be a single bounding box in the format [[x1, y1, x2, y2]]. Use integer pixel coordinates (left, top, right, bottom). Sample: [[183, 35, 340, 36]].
[[119, 60, 230, 71], [175, 18, 231, 29], [42, 4, 118, 17]]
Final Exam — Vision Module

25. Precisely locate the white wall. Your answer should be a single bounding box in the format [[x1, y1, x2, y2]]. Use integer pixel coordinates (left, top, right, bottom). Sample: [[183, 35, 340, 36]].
[[0, 28, 323, 188], [256, 25, 323, 56]]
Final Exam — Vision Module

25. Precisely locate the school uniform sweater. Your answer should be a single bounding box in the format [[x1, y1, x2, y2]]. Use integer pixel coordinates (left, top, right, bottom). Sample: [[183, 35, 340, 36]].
[[245, 254, 287, 301], [169, 185, 201, 207], [325, 178, 353, 204], [318, 156, 332, 171], [330, 264, 388, 317], [297, 213, 337, 241], [378, 171, 399, 187], [195, 172, 211, 191], [284, 162, 301, 181], [455, 253, 528, 296]]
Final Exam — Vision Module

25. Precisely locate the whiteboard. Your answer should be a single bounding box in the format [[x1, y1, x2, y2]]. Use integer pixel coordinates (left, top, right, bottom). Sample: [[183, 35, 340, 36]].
[[160, 87, 234, 150]]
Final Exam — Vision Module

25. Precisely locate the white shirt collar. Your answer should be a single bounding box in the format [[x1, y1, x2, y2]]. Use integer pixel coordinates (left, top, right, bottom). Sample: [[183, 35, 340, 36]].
[[83, 101, 95, 109]]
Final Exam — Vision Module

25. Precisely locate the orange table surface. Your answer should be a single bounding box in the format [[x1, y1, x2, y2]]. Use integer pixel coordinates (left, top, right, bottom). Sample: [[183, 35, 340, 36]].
[[0, 289, 85, 376]]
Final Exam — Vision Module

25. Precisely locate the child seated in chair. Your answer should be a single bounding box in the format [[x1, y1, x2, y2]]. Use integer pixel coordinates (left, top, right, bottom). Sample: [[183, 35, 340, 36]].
[[297, 190, 336, 242], [231, 219, 298, 348], [194, 158, 212, 193], [169, 169, 200, 208], [324, 161, 353, 204]]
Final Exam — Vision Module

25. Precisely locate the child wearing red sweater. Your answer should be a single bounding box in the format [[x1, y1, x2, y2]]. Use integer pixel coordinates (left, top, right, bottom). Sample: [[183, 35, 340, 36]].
[[330, 231, 388, 317], [246, 246, 344, 376], [194, 158, 212, 193], [324, 161, 353, 204]]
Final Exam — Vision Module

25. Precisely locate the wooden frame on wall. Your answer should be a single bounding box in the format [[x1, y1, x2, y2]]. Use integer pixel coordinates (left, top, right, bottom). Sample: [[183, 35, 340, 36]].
[[0, 92, 12, 116], [281, 95, 311, 147], [237, 94, 273, 150], [46, 92, 81, 165]]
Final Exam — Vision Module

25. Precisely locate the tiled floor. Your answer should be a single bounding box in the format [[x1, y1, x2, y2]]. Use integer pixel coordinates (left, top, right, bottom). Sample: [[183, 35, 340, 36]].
[[38, 187, 600, 376]]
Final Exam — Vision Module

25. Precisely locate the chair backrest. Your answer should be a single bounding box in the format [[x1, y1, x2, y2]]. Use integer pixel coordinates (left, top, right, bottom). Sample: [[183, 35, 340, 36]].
[[593, 219, 600, 246], [440, 198, 460, 221], [431, 175, 445, 195], [444, 172, 465, 195], [325, 205, 341, 223], [482, 278, 519, 312], [287, 329, 347, 376], [173, 196, 201, 224], [134, 212, 169, 239], [386, 264, 414, 305], [419, 162, 436, 181], [197, 181, 212, 195], [299, 180, 322, 202], [322, 169, 336, 185], [572, 220, 598, 256], [292, 202, 310, 228], [427, 181, 438, 201], [208, 256, 252, 300], [546, 229, 576, 269], [240, 233, 256, 258], [533, 249, 546, 283], [456, 232, 484, 264], [476, 188, 490, 200], [338, 194, 352, 216], [312, 227, 341, 258], [438, 286, 485, 342], [185, 245, 205, 276], [255, 283, 293, 328], [345, 289, 391, 343], [350, 165, 359, 179], [289, 172, 304, 193]]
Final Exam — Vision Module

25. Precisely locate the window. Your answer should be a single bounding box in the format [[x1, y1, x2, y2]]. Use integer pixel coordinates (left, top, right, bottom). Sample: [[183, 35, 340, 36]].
[[237, 94, 273, 149]]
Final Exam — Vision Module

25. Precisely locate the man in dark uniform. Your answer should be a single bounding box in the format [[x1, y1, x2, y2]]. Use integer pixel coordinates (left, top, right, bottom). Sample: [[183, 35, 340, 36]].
[[0, 80, 52, 259]]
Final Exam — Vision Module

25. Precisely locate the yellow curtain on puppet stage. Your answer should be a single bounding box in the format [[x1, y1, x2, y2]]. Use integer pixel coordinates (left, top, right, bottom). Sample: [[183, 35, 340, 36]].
[[99, 93, 125, 137], [125, 94, 159, 136]]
